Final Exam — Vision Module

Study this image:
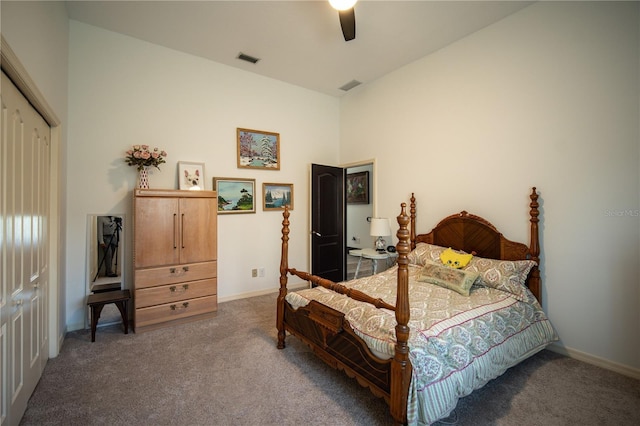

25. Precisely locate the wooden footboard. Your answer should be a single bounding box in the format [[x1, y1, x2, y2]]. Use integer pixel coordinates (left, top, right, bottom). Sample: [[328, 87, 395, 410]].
[[277, 203, 412, 425], [283, 300, 394, 399]]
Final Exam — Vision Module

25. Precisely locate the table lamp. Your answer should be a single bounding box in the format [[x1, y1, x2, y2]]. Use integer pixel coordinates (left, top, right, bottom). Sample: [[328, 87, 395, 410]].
[[369, 217, 391, 252]]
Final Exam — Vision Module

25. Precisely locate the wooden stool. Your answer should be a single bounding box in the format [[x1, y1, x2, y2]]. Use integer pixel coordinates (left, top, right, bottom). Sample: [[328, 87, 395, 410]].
[[86, 289, 131, 342]]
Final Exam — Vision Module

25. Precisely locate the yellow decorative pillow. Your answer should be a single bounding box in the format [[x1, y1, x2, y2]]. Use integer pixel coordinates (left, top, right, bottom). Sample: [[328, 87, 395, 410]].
[[440, 248, 473, 269]]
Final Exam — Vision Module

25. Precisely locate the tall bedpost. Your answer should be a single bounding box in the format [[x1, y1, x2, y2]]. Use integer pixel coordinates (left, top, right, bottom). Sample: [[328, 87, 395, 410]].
[[528, 187, 542, 303], [409, 193, 416, 250], [277, 205, 291, 349], [390, 203, 412, 425]]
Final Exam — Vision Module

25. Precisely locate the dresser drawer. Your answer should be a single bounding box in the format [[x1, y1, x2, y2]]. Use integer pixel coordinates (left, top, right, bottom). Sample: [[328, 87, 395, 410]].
[[135, 261, 216, 289], [135, 278, 216, 308], [135, 295, 217, 329]]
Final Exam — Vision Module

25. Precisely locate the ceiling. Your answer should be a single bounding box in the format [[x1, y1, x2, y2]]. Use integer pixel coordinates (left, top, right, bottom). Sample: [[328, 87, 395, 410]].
[[65, 0, 534, 97]]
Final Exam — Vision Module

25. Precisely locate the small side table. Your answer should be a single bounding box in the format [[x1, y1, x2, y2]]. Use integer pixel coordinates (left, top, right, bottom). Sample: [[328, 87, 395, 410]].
[[349, 248, 398, 279], [86, 289, 131, 342]]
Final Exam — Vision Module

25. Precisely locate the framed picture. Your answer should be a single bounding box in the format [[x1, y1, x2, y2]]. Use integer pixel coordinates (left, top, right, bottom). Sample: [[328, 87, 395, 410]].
[[237, 128, 280, 170], [346, 171, 369, 204], [177, 161, 205, 190], [263, 183, 294, 211], [213, 177, 256, 214]]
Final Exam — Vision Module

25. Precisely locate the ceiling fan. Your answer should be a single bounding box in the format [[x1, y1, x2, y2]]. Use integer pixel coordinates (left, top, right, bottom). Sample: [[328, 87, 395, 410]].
[[329, 0, 357, 41]]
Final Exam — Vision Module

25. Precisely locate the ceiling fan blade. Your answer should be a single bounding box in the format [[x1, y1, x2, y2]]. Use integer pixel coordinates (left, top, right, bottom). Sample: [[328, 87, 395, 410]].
[[338, 8, 356, 41]]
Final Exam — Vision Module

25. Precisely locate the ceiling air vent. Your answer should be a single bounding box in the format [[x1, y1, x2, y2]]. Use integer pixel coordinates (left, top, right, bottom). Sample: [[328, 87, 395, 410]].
[[237, 52, 260, 64], [339, 80, 361, 91]]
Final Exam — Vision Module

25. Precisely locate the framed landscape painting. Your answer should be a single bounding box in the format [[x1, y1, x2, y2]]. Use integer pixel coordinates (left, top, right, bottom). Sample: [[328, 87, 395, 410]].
[[213, 177, 256, 214], [263, 183, 293, 211], [237, 128, 280, 170]]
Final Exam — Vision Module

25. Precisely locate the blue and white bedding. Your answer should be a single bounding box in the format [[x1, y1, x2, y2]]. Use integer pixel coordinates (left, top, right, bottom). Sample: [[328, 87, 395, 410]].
[[285, 246, 557, 425]]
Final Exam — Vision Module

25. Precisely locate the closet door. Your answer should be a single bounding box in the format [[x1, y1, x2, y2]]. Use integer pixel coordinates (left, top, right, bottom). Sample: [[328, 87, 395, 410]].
[[1, 71, 50, 426]]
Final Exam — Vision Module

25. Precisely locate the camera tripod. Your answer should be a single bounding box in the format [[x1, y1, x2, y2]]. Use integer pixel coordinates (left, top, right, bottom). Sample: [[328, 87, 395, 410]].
[[93, 219, 122, 282]]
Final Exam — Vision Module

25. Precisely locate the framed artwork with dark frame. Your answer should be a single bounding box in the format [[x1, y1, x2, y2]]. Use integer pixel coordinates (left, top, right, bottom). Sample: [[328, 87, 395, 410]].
[[262, 183, 293, 211], [177, 161, 205, 190], [346, 171, 369, 204], [237, 128, 280, 170], [212, 177, 256, 214]]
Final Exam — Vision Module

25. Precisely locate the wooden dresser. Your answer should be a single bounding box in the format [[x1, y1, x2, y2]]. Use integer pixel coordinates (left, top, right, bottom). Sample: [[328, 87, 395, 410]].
[[133, 189, 217, 332]]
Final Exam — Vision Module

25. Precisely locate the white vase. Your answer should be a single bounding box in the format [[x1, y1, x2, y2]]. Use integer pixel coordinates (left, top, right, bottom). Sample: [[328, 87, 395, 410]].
[[138, 167, 150, 189]]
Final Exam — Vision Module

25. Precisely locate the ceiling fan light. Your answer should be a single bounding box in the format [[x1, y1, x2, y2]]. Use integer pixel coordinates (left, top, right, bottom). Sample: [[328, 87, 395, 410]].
[[329, 0, 357, 11]]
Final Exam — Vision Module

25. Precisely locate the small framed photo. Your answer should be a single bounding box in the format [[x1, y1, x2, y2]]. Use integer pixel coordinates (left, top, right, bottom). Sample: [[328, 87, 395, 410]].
[[178, 161, 205, 190], [213, 177, 256, 214], [346, 171, 369, 204], [263, 183, 294, 211], [237, 128, 280, 170]]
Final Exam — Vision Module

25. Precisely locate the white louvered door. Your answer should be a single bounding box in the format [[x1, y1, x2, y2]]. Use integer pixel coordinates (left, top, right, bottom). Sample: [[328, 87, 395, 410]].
[[1, 70, 50, 426]]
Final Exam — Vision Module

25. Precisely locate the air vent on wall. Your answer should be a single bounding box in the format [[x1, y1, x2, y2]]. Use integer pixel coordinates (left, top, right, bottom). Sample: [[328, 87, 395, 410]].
[[339, 80, 361, 91], [237, 52, 260, 64]]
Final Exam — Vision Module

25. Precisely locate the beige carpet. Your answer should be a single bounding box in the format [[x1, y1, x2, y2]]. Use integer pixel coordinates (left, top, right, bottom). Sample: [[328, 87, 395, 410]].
[[21, 293, 640, 425]]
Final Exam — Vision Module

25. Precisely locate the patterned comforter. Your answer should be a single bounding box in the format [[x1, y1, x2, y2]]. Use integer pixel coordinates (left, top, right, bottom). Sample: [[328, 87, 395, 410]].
[[285, 264, 557, 425]]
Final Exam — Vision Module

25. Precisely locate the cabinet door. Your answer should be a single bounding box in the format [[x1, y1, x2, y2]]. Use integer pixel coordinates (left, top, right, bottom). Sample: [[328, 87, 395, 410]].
[[179, 197, 217, 264], [135, 197, 180, 268]]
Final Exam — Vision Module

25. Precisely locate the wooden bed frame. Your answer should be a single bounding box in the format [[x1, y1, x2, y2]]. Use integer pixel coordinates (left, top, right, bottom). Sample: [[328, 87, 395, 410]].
[[276, 188, 541, 425]]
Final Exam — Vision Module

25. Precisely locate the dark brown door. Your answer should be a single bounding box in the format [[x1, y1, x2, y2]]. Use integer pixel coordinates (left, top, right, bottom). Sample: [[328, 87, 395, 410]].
[[311, 164, 345, 282]]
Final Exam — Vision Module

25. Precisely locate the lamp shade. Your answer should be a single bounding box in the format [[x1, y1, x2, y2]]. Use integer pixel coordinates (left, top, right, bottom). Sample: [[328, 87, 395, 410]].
[[369, 217, 391, 237], [329, 0, 358, 11]]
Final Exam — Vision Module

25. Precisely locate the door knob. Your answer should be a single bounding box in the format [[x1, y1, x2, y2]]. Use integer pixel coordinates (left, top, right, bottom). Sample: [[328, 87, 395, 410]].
[[311, 231, 322, 237]]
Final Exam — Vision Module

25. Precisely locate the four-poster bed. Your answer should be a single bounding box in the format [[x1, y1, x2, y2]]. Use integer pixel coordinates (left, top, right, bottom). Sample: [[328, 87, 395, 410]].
[[276, 188, 556, 425]]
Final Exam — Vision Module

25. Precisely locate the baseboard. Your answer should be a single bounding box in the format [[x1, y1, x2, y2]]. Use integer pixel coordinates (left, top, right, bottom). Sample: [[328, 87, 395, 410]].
[[218, 281, 309, 304], [547, 342, 640, 380], [67, 321, 85, 333], [54, 328, 66, 358]]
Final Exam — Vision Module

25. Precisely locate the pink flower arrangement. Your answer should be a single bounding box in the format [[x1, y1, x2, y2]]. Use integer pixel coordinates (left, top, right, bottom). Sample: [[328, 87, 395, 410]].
[[125, 145, 167, 171]]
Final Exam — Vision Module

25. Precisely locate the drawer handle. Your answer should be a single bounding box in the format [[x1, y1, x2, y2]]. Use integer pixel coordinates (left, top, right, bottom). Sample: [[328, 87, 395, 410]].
[[170, 302, 190, 311], [169, 284, 189, 293], [169, 267, 188, 275]]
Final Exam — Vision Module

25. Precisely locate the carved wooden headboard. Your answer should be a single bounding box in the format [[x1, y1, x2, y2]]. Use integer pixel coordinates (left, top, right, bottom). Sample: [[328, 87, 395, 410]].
[[408, 188, 541, 302]]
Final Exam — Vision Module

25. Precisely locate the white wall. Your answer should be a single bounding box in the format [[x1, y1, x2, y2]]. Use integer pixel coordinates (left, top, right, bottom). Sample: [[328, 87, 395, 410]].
[[1, 2, 69, 115], [66, 21, 340, 329], [340, 1, 639, 372]]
